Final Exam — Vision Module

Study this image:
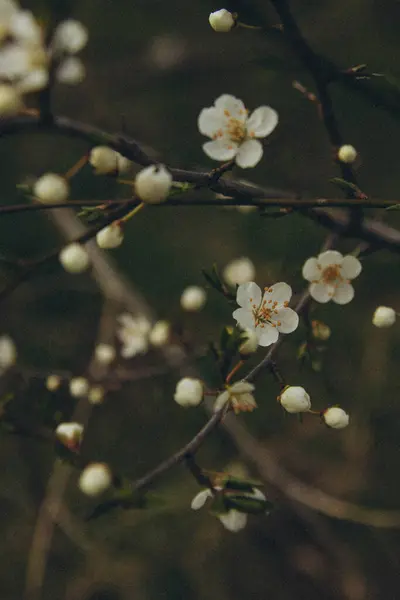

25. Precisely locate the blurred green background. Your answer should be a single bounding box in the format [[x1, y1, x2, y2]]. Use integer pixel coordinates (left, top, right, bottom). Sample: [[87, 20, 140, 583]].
[[0, 0, 400, 599]]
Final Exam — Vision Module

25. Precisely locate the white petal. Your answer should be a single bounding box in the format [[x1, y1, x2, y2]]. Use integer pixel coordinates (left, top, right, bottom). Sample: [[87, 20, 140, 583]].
[[191, 489, 212, 510], [258, 325, 279, 346], [333, 282, 354, 305], [302, 257, 320, 282], [218, 510, 247, 532], [198, 106, 224, 138], [215, 94, 246, 120], [340, 255, 362, 280], [236, 282, 261, 308], [246, 106, 278, 138], [214, 390, 230, 412], [229, 381, 254, 394], [268, 281, 292, 304], [317, 250, 343, 268], [232, 308, 254, 330], [249, 488, 266, 501], [309, 282, 333, 303], [202, 140, 238, 161], [274, 308, 299, 333], [235, 139, 263, 168]]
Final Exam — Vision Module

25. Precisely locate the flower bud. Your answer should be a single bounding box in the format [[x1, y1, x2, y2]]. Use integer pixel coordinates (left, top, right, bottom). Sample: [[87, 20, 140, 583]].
[[372, 306, 396, 328], [0, 84, 22, 116], [46, 374, 61, 391], [52, 19, 88, 54], [96, 223, 124, 249], [59, 243, 90, 274], [56, 57, 85, 85], [209, 9, 235, 32], [55, 422, 83, 451], [89, 146, 131, 175], [33, 173, 69, 204], [69, 376, 89, 398], [78, 462, 112, 496], [223, 257, 255, 286], [180, 286, 206, 311], [94, 343, 116, 365], [149, 320, 170, 346], [134, 164, 172, 204], [0, 335, 16, 372], [174, 377, 203, 407], [337, 144, 357, 164], [239, 328, 258, 355], [279, 386, 311, 414], [323, 406, 349, 429], [311, 320, 331, 341], [88, 385, 105, 405]]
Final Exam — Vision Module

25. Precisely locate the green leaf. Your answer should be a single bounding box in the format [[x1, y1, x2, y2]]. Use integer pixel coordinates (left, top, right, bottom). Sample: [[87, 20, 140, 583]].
[[225, 494, 274, 515]]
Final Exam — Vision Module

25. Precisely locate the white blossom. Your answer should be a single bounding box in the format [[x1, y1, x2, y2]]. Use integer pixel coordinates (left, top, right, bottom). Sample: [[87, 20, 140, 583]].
[[88, 385, 105, 405], [198, 94, 278, 168], [0, 83, 21, 114], [33, 173, 69, 204], [180, 286, 206, 311], [0, 0, 19, 42], [0, 334, 16, 373], [79, 462, 112, 496], [117, 313, 151, 358], [96, 223, 124, 249], [174, 377, 203, 407], [46, 374, 61, 391], [233, 282, 298, 347], [55, 422, 83, 450], [52, 19, 88, 54], [223, 257, 255, 286], [134, 164, 172, 204], [9, 10, 42, 46], [214, 381, 256, 413], [209, 9, 235, 32], [59, 243, 90, 274], [56, 56, 85, 85], [149, 320, 170, 346], [302, 250, 362, 305], [323, 406, 349, 429], [89, 145, 131, 175], [17, 66, 48, 92], [69, 376, 89, 398], [94, 343, 116, 365], [372, 306, 396, 328], [239, 327, 258, 355], [279, 386, 311, 414], [338, 144, 357, 164]]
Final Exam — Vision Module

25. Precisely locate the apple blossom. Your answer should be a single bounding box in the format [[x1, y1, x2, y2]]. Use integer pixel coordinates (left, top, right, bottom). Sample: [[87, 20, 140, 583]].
[[337, 144, 357, 164], [69, 376, 89, 398], [323, 407, 349, 429], [174, 377, 203, 407], [117, 314, 151, 358], [89, 146, 131, 175], [198, 94, 278, 168], [94, 343, 116, 365], [33, 173, 69, 204], [302, 250, 362, 305], [134, 164, 172, 204], [372, 306, 396, 328], [232, 282, 298, 347], [223, 257, 255, 286], [180, 285, 206, 311], [96, 223, 124, 249], [79, 462, 112, 496], [214, 381, 256, 413], [209, 9, 235, 32], [279, 386, 311, 414], [59, 243, 90, 274]]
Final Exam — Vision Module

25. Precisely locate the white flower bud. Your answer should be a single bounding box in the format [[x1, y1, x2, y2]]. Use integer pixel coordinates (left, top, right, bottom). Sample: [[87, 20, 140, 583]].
[[52, 19, 88, 54], [94, 343, 116, 365], [337, 144, 357, 164], [223, 257, 255, 286], [55, 422, 83, 450], [174, 377, 203, 407], [209, 9, 235, 32], [78, 462, 112, 496], [69, 376, 89, 398], [89, 146, 131, 175], [88, 385, 105, 405], [372, 306, 396, 328], [33, 173, 69, 204], [149, 320, 170, 346], [56, 56, 85, 85], [323, 407, 349, 429], [96, 223, 124, 249], [180, 286, 206, 311], [279, 386, 311, 414], [239, 328, 258, 355], [134, 164, 172, 204], [0, 335, 17, 372], [46, 374, 61, 391], [59, 243, 90, 274], [0, 84, 22, 115]]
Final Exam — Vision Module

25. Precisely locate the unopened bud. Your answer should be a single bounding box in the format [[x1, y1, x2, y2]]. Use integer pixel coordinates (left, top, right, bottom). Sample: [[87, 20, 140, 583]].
[[279, 386, 311, 414], [337, 144, 357, 164], [33, 173, 69, 204], [323, 406, 349, 429], [209, 9, 235, 32], [372, 306, 396, 328], [174, 377, 203, 407], [96, 223, 124, 249], [134, 164, 172, 204], [180, 286, 206, 311], [59, 243, 90, 274], [79, 462, 112, 496]]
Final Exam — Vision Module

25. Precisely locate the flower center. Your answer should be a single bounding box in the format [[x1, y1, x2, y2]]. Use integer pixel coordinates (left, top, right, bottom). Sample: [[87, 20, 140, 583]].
[[249, 292, 288, 330], [322, 264, 342, 285], [226, 116, 246, 143]]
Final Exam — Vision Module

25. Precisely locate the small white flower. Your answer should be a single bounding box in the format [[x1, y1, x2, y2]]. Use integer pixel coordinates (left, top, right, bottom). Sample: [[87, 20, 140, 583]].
[[323, 406, 349, 429], [89, 146, 131, 175], [33, 173, 69, 204], [79, 462, 112, 496], [198, 94, 278, 168], [88, 385, 105, 405], [223, 257, 255, 286], [209, 9, 235, 32], [180, 286, 206, 311], [372, 306, 396, 328], [233, 282, 298, 347], [55, 422, 83, 450], [337, 144, 357, 164], [56, 56, 85, 85], [52, 19, 88, 54], [174, 377, 203, 407], [10, 10, 42, 46], [149, 320, 170, 346], [302, 250, 362, 305], [96, 223, 124, 249], [279, 386, 311, 414], [0, 334, 16, 373], [94, 343, 116, 365], [239, 328, 258, 355], [46, 374, 61, 391], [69, 376, 89, 398], [214, 381, 256, 413], [59, 243, 90, 274], [134, 164, 172, 204], [117, 313, 151, 358], [0, 84, 22, 115]]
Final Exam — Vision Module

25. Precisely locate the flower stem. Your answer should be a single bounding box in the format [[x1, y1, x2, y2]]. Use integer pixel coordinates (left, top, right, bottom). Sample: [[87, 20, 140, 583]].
[[225, 360, 244, 384]]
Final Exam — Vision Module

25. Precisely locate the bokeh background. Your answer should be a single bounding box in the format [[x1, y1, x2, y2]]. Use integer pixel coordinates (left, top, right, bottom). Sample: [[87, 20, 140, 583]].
[[0, 0, 400, 599]]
